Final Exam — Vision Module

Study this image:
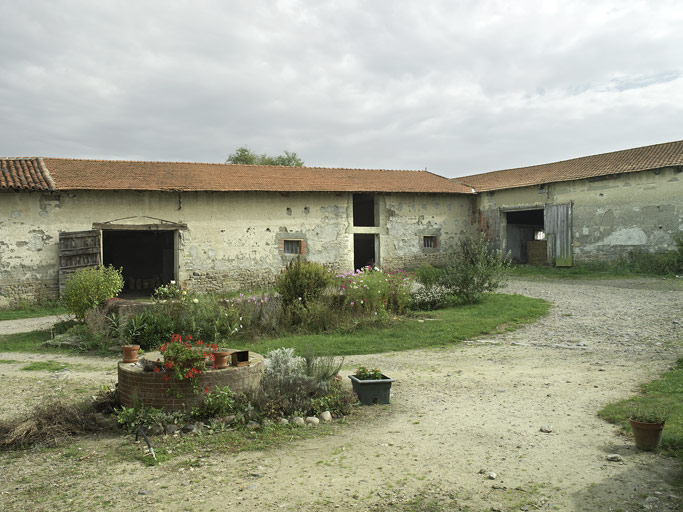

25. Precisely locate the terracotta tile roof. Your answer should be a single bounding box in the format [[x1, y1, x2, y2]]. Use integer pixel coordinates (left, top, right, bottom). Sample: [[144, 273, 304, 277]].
[[0, 157, 473, 194], [0, 157, 55, 191], [455, 140, 683, 192]]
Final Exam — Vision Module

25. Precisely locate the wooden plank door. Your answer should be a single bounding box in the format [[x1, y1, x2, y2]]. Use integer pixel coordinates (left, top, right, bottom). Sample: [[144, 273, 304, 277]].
[[58, 230, 102, 296], [544, 203, 573, 267]]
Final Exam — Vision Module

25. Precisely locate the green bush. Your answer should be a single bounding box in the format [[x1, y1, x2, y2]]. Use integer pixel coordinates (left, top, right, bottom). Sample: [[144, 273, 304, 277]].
[[625, 235, 683, 275], [62, 265, 124, 320], [414, 263, 445, 287], [191, 385, 236, 419], [438, 235, 511, 304], [275, 258, 332, 308]]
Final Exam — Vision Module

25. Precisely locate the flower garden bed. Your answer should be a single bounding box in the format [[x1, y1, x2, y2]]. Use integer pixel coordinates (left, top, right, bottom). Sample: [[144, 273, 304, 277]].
[[118, 350, 264, 412]]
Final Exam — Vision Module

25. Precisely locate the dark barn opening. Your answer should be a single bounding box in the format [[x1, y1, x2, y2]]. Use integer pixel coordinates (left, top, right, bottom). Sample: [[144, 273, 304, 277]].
[[102, 230, 175, 296], [354, 234, 376, 271], [505, 209, 545, 264], [353, 194, 376, 227]]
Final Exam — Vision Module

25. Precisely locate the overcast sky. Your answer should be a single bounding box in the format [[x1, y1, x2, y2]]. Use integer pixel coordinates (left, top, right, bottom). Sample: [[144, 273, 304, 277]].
[[1, 1, 682, 177]]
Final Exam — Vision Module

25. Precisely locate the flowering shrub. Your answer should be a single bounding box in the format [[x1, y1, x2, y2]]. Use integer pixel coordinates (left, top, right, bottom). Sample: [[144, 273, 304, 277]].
[[158, 334, 218, 387], [354, 366, 384, 380], [410, 284, 451, 311], [152, 280, 185, 301], [337, 266, 413, 315], [223, 293, 281, 337]]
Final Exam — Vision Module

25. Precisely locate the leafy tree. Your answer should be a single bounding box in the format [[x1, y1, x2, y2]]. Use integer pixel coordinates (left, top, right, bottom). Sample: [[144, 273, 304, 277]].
[[226, 146, 304, 166]]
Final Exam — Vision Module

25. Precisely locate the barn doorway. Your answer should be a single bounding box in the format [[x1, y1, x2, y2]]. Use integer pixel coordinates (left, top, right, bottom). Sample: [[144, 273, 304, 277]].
[[504, 209, 545, 264], [354, 234, 376, 271], [102, 230, 175, 296]]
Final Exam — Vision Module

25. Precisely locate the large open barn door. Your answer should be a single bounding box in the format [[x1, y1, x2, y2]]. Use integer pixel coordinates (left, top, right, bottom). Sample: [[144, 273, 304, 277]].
[[58, 230, 103, 296], [544, 203, 573, 267]]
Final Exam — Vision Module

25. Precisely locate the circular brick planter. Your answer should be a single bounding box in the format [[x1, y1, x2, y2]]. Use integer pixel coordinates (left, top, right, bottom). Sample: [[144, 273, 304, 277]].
[[118, 350, 264, 411]]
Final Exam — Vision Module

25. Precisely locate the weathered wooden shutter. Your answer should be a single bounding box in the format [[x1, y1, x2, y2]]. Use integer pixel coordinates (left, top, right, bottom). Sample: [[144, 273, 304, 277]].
[[544, 203, 572, 267], [477, 208, 501, 250], [58, 230, 102, 296]]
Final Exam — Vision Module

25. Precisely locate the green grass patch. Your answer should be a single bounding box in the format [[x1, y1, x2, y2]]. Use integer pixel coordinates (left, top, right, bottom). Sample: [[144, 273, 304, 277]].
[[238, 293, 549, 356], [509, 263, 640, 280], [0, 294, 548, 358], [598, 358, 683, 458], [0, 303, 68, 321], [0, 330, 57, 353], [20, 360, 73, 372], [137, 423, 331, 466], [0, 358, 21, 364]]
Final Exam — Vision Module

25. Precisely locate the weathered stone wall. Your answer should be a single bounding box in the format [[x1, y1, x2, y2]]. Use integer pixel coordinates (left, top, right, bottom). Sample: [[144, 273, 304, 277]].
[[381, 192, 474, 269], [474, 166, 683, 262], [0, 189, 471, 305]]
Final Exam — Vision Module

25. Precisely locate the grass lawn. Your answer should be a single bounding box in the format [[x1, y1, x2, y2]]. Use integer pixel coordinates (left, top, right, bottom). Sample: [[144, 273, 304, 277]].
[[0, 330, 59, 354], [0, 303, 68, 321], [508, 264, 645, 280], [0, 294, 549, 358], [237, 293, 549, 356], [598, 358, 683, 459]]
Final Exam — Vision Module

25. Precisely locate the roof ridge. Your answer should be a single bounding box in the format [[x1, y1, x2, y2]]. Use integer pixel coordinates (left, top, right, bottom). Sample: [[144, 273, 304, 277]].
[[41, 157, 439, 174], [462, 139, 683, 178]]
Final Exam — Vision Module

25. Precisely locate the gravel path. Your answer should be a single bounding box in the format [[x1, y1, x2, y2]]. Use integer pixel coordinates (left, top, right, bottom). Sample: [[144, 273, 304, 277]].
[[0, 314, 71, 335], [0, 277, 681, 512]]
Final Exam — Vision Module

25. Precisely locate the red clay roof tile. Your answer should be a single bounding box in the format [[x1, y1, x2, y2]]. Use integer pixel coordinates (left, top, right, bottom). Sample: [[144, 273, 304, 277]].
[[1, 158, 473, 194], [0, 158, 55, 191], [455, 140, 683, 192]]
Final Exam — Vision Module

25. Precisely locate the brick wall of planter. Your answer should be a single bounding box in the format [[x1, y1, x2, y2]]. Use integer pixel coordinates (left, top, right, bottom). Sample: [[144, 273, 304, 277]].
[[118, 352, 264, 411]]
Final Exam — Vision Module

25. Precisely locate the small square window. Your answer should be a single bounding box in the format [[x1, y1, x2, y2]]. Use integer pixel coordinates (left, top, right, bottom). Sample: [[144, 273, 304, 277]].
[[283, 240, 302, 254], [423, 236, 437, 249]]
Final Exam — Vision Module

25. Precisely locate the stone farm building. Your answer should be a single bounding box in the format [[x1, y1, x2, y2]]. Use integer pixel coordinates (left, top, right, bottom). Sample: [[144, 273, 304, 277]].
[[1, 139, 682, 306]]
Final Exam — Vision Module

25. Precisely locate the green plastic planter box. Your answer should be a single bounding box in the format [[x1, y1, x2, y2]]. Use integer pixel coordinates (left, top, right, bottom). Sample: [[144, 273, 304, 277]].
[[349, 374, 394, 405]]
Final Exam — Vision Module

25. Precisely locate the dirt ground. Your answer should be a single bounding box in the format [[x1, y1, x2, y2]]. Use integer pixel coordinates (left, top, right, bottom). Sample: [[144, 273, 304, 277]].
[[0, 277, 681, 511]]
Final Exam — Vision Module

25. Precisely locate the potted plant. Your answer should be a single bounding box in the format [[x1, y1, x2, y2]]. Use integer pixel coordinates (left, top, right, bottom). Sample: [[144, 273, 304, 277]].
[[349, 366, 394, 405], [629, 404, 668, 451], [121, 344, 140, 363]]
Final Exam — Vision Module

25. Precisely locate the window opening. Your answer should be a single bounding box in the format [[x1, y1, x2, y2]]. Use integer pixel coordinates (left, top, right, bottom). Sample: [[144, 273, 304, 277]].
[[353, 194, 376, 227], [283, 240, 302, 254], [423, 236, 437, 248]]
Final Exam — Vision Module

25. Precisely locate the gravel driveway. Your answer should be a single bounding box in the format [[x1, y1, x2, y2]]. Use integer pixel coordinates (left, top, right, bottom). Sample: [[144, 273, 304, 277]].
[[0, 277, 681, 512]]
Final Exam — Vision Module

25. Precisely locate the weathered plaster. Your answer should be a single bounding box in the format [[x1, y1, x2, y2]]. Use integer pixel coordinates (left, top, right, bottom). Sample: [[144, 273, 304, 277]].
[[474, 166, 683, 261], [0, 189, 472, 304]]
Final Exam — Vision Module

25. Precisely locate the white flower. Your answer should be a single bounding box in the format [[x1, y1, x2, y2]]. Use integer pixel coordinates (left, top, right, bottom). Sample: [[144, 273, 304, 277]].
[[193, 298, 199, 304], [170, 280, 176, 285], [182, 290, 187, 295], [298, 297, 302, 300]]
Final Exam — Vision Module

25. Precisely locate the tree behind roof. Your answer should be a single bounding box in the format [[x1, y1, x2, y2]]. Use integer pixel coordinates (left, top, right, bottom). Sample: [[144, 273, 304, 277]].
[[227, 147, 304, 167]]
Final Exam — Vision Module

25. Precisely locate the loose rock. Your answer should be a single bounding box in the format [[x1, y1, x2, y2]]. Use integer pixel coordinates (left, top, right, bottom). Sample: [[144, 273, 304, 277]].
[[540, 425, 553, 433], [305, 417, 320, 425], [606, 454, 623, 462], [319, 411, 332, 422], [291, 416, 305, 426]]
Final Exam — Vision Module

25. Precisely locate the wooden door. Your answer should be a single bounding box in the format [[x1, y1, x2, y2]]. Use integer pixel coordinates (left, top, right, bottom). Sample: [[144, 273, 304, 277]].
[[544, 203, 573, 267], [58, 230, 102, 296]]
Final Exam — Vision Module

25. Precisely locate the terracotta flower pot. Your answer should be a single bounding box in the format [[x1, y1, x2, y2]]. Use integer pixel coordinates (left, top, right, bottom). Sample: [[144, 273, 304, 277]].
[[121, 345, 140, 363], [212, 351, 231, 369], [629, 418, 665, 451]]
